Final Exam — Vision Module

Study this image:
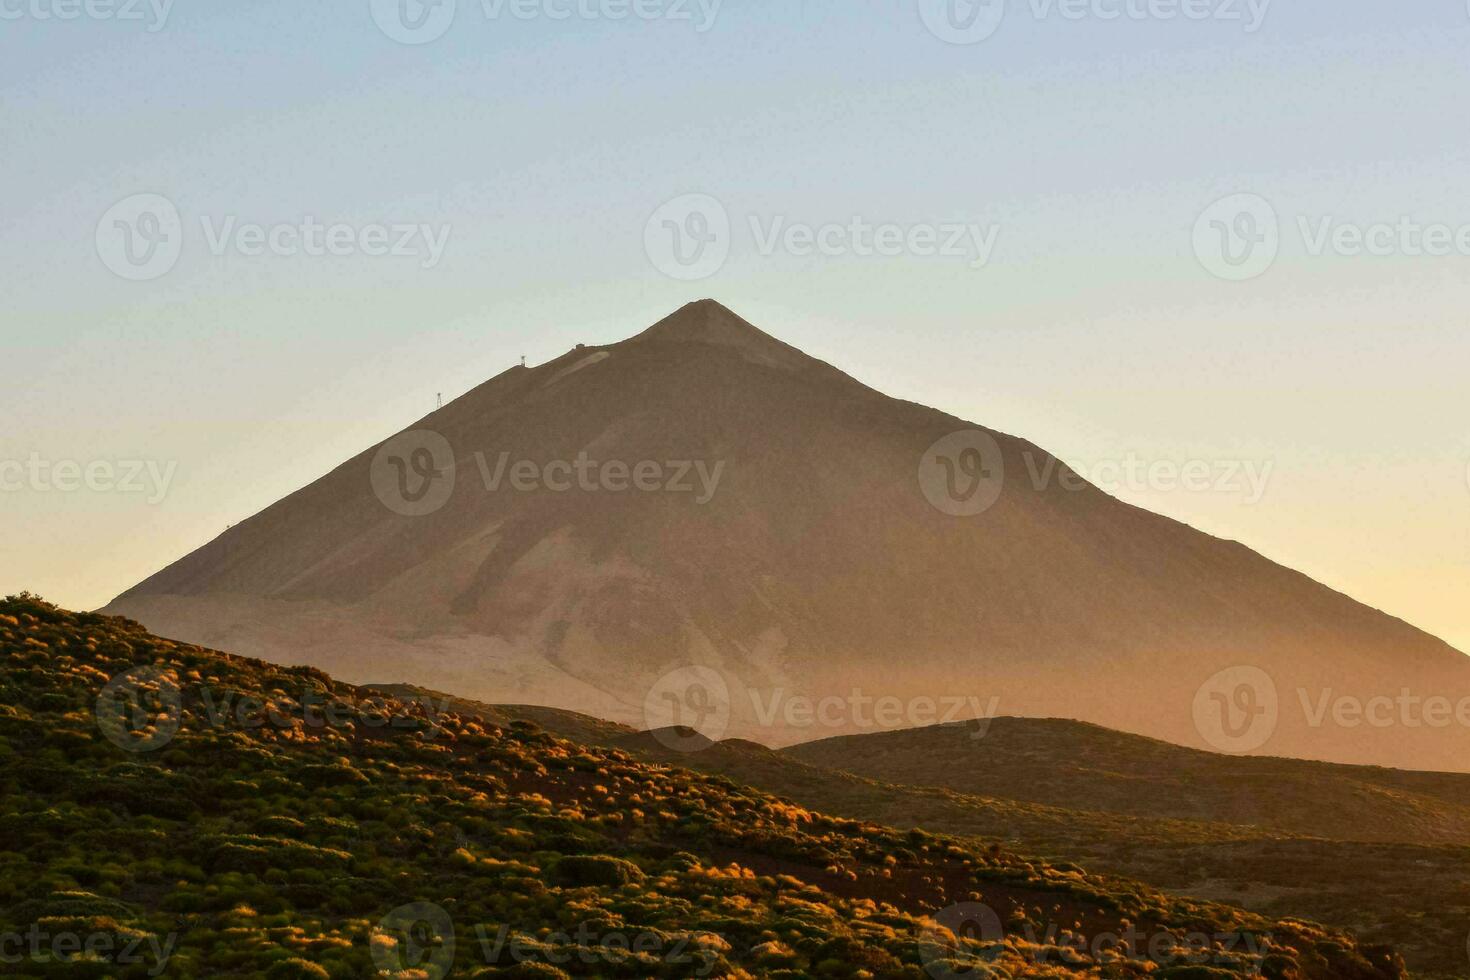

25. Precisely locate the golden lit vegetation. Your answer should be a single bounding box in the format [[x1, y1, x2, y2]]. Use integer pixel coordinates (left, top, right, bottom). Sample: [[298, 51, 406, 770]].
[[0, 595, 1406, 978]]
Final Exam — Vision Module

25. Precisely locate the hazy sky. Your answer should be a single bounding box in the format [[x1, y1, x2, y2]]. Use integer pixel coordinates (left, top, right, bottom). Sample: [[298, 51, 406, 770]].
[[3, 1, 1468, 653]]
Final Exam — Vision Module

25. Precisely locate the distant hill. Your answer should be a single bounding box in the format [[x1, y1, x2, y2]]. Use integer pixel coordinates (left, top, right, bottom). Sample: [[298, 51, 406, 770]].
[[785, 717, 1470, 845], [106, 299, 1470, 772], [389, 689, 1470, 978], [0, 595, 1406, 978]]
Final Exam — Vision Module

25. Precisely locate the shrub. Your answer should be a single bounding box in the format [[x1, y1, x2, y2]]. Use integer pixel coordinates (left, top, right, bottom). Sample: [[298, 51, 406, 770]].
[[547, 855, 644, 888], [265, 958, 331, 979], [469, 963, 573, 979]]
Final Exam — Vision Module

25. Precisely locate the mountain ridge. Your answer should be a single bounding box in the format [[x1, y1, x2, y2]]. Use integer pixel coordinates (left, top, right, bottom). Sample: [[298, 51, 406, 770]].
[[106, 300, 1470, 772]]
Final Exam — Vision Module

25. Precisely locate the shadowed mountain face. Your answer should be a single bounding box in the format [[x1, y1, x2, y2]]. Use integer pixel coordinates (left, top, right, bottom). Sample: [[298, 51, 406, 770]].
[[107, 300, 1470, 770]]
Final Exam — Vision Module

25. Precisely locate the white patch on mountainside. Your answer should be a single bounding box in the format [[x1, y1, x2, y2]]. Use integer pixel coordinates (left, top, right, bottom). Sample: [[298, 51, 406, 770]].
[[544, 350, 611, 387]]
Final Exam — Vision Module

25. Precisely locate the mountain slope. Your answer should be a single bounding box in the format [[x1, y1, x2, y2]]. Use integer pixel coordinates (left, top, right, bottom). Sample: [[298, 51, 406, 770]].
[[785, 718, 1470, 844], [1, 595, 1408, 978], [375, 687, 1470, 978], [106, 300, 1470, 771]]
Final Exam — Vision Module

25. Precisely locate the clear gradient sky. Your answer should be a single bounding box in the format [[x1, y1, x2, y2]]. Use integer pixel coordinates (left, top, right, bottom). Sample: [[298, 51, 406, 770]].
[[3, 1, 1468, 652]]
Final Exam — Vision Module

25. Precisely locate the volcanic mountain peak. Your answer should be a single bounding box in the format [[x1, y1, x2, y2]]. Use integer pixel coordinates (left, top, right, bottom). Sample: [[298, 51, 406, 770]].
[[629, 299, 811, 372], [104, 300, 1470, 774], [636, 298, 763, 344]]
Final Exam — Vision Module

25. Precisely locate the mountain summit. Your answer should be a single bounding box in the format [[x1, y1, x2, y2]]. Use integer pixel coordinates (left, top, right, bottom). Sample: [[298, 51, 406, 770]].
[[635, 298, 775, 347], [107, 302, 1470, 770], [632, 299, 836, 374]]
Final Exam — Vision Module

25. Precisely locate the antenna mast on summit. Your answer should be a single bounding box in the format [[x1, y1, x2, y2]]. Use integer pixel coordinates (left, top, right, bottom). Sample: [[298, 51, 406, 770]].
[[436, 392, 443, 410], [520, 355, 526, 368]]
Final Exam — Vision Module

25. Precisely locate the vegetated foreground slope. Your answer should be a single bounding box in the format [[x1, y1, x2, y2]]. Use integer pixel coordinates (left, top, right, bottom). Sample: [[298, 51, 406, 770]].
[[780, 722, 1470, 980], [376, 686, 1470, 979], [106, 300, 1470, 772], [374, 690, 1470, 848], [0, 596, 1405, 979]]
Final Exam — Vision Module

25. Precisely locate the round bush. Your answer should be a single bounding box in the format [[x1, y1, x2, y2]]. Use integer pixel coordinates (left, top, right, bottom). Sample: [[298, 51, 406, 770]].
[[547, 855, 643, 888]]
